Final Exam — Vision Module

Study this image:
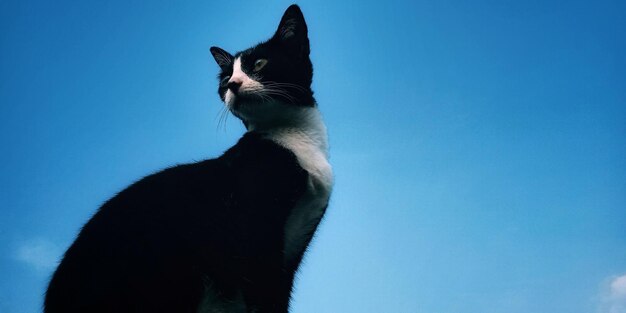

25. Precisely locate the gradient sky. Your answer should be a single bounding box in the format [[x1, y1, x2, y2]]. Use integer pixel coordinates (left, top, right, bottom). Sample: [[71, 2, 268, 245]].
[[1, 0, 625, 312]]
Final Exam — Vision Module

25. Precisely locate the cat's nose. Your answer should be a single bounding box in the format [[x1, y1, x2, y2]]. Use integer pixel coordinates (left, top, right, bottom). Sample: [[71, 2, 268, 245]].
[[227, 80, 242, 93]]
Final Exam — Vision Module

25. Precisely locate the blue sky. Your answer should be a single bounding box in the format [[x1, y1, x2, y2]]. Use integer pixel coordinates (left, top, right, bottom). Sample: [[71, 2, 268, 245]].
[[1, 0, 625, 312]]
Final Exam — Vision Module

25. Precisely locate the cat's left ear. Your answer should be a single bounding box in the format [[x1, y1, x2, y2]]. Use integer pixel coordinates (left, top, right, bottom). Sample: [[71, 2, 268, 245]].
[[210, 46, 234, 70], [272, 4, 310, 58]]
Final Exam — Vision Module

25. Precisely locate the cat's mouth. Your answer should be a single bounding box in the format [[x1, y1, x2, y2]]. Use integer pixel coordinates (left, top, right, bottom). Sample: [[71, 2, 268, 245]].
[[226, 89, 265, 108]]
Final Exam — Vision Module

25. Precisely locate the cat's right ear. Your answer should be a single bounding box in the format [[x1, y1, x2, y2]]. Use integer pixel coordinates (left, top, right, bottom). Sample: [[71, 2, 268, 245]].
[[210, 46, 233, 70]]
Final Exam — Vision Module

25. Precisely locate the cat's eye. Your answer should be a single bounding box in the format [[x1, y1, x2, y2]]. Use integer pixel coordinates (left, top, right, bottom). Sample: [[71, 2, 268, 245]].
[[253, 59, 268, 72]]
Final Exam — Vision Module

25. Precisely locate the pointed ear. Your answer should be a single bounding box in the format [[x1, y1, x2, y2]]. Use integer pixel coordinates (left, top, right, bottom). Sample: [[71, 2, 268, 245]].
[[272, 5, 310, 57], [210, 46, 233, 70]]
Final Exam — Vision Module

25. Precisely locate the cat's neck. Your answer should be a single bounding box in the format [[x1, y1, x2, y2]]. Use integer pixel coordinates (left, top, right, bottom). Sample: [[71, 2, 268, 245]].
[[248, 106, 332, 192]]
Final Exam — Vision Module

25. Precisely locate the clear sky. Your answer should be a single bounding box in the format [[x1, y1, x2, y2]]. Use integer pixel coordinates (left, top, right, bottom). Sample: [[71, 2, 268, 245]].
[[1, 0, 625, 312]]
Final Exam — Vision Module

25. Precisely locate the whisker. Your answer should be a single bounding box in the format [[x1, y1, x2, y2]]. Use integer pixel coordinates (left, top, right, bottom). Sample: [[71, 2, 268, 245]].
[[262, 89, 298, 103], [216, 104, 230, 131], [263, 81, 309, 92]]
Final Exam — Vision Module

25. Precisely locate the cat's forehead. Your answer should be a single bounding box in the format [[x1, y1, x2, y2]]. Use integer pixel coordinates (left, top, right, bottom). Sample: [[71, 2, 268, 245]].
[[235, 42, 277, 61]]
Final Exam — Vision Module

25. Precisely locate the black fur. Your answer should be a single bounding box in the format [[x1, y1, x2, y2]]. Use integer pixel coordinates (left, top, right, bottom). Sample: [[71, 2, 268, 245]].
[[45, 133, 307, 313], [45, 5, 323, 313]]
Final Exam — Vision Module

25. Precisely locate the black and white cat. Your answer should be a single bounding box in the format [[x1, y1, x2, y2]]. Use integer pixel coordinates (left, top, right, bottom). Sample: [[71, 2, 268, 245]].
[[44, 5, 332, 313]]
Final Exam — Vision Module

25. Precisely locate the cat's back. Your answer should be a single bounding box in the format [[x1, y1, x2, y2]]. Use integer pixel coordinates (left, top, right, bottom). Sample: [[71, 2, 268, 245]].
[[44, 133, 308, 313]]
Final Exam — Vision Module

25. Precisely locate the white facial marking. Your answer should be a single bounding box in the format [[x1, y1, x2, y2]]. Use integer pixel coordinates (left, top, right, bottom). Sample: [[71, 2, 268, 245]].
[[230, 57, 246, 84], [228, 57, 263, 94], [224, 89, 234, 106]]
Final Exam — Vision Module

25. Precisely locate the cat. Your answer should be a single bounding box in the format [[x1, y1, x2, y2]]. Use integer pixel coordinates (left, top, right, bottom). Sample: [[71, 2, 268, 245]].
[[44, 5, 332, 313]]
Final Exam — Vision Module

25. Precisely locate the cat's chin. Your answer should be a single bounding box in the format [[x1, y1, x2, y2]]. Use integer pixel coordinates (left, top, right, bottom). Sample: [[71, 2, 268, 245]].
[[225, 97, 257, 124], [228, 95, 258, 111]]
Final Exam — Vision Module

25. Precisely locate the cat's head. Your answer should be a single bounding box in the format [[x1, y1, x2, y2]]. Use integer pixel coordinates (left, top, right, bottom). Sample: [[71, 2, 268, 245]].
[[210, 5, 314, 130]]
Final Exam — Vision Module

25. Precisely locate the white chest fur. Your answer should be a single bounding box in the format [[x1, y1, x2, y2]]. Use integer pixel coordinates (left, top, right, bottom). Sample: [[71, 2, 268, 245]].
[[260, 107, 333, 265], [198, 109, 332, 312]]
